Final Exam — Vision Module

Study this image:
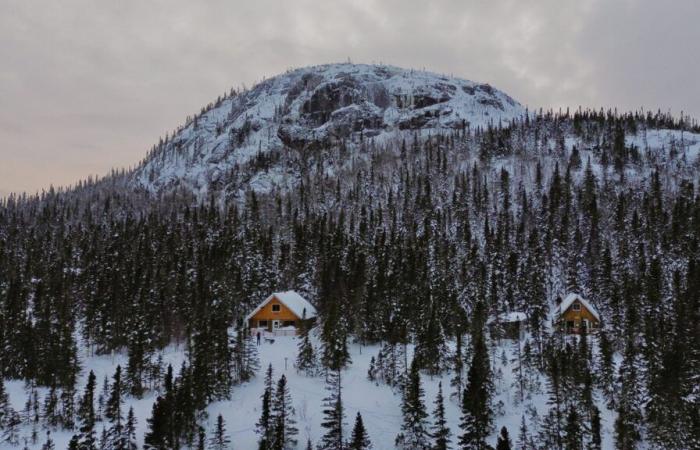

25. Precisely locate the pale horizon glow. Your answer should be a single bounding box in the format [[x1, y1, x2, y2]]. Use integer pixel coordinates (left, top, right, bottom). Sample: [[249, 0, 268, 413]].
[[1, 0, 698, 195]]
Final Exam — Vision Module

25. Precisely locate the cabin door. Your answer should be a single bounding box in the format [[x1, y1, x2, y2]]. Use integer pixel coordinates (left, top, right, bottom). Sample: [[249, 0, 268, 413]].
[[272, 320, 281, 330]]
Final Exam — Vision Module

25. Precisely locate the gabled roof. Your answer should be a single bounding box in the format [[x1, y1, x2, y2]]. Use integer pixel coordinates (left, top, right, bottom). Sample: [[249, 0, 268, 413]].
[[554, 293, 600, 321], [245, 291, 317, 322]]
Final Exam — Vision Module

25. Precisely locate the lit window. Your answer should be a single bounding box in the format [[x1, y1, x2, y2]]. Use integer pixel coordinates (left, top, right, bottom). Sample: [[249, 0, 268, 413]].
[[272, 304, 281, 312]]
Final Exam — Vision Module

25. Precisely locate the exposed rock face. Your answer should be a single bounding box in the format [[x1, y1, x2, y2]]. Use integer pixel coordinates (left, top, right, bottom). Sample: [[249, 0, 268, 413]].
[[131, 63, 525, 196]]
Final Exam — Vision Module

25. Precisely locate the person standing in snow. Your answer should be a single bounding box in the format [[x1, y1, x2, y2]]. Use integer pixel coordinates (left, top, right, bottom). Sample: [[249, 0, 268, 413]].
[[257, 331, 261, 346]]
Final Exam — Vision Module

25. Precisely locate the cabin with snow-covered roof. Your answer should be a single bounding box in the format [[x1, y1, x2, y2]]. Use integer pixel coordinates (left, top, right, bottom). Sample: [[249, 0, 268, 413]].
[[487, 311, 527, 340], [553, 293, 600, 334], [245, 291, 317, 335]]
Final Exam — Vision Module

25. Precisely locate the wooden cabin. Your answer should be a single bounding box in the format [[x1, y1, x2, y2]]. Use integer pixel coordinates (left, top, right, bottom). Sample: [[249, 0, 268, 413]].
[[245, 291, 317, 336], [488, 312, 527, 340], [554, 293, 600, 334]]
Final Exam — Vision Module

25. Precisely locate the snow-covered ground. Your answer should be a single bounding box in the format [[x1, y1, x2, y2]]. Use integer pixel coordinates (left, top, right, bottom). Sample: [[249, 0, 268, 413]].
[[5, 332, 618, 449], [131, 63, 526, 199]]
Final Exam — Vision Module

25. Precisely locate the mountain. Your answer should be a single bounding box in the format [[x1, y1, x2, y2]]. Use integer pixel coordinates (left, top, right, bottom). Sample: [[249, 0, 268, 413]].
[[2, 64, 700, 450], [131, 63, 525, 197]]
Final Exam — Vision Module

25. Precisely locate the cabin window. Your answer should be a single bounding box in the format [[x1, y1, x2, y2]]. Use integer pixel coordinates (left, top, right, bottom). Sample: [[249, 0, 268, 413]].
[[258, 320, 268, 328], [566, 320, 574, 329], [272, 304, 281, 312], [283, 321, 295, 327], [572, 303, 581, 311]]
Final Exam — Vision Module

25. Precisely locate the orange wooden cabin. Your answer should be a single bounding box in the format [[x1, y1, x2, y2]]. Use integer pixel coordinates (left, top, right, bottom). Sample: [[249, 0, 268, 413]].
[[554, 293, 601, 334], [245, 291, 317, 335]]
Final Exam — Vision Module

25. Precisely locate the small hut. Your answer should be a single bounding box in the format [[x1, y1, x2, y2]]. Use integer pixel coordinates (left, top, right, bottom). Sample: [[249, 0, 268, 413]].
[[488, 312, 527, 340]]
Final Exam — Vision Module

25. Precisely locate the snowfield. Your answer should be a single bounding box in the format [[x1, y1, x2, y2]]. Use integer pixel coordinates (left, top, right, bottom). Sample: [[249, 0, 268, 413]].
[[5, 332, 617, 449]]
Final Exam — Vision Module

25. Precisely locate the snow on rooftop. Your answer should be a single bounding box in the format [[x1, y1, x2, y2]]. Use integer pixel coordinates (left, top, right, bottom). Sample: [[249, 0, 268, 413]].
[[487, 311, 527, 324], [554, 293, 600, 321], [245, 291, 317, 322]]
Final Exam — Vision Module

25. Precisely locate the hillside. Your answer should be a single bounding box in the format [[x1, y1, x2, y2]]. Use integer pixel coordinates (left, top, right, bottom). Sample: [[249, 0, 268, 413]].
[[0, 64, 699, 450]]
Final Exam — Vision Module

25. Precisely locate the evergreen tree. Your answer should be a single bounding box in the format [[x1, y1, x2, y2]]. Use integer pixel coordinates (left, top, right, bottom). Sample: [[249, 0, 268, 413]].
[[614, 335, 643, 450], [144, 396, 171, 450], [563, 406, 583, 450], [318, 369, 345, 450], [296, 325, 317, 376], [123, 407, 138, 450], [67, 435, 80, 450], [42, 385, 59, 428], [104, 365, 126, 450], [76, 371, 97, 450], [41, 431, 55, 450], [348, 412, 372, 450], [589, 407, 601, 450], [209, 414, 231, 450], [458, 326, 493, 450], [197, 426, 206, 450], [430, 383, 451, 450], [367, 356, 376, 382], [396, 358, 429, 450], [450, 334, 464, 403], [256, 364, 275, 450], [272, 375, 298, 450], [496, 427, 511, 450], [516, 415, 532, 450]]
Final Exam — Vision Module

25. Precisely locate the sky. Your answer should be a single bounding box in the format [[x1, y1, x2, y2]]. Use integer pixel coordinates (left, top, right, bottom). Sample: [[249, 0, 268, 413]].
[[1, 0, 699, 196]]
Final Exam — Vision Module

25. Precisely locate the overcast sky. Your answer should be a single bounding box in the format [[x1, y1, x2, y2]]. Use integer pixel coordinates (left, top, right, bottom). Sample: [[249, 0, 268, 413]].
[[1, 0, 698, 195]]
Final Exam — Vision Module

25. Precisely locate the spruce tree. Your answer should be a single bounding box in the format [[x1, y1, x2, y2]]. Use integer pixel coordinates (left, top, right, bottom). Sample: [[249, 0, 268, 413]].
[[589, 407, 602, 450], [256, 364, 275, 450], [77, 370, 97, 450], [42, 385, 59, 428], [272, 375, 298, 450], [563, 406, 583, 450], [367, 356, 376, 382], [450, 334, 464, 403], [296, 325, 317, 376], [209, 414, 231, 450], [348, 412, 372, 450], [458, 327, 493, 450], [318, 369, 345, 450], [516, 415, 532, 450], [124, 407, 138, 450], [41, 431, 55, 450], [614, 335, 643, 450], [105, 365, 126, 450], [496, 427, 511, 450], [143, 398, 164, 449], [396, 357, 429, 450], [430, 382, 451, 450]]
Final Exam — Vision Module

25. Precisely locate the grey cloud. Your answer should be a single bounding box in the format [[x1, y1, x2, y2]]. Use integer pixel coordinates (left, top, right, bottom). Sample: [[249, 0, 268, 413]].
[[0, 0, 698, 194]]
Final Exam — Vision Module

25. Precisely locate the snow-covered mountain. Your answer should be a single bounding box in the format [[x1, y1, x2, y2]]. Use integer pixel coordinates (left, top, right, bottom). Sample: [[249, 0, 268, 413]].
[[131, 63, 525, 197]]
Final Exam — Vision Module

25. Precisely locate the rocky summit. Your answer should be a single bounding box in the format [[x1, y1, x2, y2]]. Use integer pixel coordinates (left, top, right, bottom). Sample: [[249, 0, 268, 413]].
[[132, 63, 524, 197]]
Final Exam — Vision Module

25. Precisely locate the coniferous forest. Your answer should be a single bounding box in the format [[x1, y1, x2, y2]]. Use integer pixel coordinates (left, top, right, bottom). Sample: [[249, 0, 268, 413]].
[[1, 107, 699, 449]]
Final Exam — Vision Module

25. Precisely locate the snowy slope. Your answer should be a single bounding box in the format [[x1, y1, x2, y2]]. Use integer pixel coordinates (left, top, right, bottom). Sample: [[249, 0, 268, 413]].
[[131, 63, 526, 197], [6, 334, 618, 450]]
